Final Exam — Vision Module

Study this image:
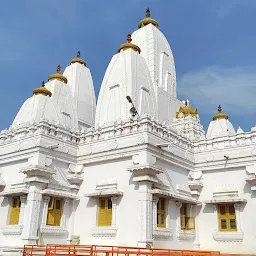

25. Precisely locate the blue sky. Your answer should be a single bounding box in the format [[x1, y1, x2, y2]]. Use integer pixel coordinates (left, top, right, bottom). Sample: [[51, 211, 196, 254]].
[[1, 0, 256, 132]]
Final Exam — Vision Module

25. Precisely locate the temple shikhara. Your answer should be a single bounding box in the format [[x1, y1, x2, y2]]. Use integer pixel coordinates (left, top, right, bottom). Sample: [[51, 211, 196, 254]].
[[0, 8, 255, 255]]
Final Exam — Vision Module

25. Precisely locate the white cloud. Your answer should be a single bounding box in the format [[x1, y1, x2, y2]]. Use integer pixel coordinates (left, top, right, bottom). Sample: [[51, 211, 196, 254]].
[[178, 66, 256, 116]]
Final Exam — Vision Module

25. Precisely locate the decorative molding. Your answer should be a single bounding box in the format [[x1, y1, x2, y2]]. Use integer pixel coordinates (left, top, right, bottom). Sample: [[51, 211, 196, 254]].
[[205, 184, 246, 204], [188, 181, 203, 196], [0, 183, 29, 196], [85, 178, 123, 198], [40, 225, 68, 236], [1, 225, 23, 236], [152, 188, 200, 205], [153, 228, 172, 239], [212, 232, 244, 243], [91, 226, 117, 238], [127, 164, 164, 183], [245, 169, 256, 191], [41, 189, 78, 199], [21, 165, 55, 184], [176, 230, 195, 241]]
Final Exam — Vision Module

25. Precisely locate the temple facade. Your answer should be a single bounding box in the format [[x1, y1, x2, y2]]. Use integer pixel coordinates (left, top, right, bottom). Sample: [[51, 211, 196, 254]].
[[0, 9, 255, 255]]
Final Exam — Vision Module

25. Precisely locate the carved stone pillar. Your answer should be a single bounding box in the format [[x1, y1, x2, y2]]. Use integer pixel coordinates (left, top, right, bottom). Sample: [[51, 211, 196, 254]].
[[152, 196, 159, 229], [22, 182, 44, 243], [234, 203, 242, 231], [62, 198, 70, 228], [137, 181, 153, 247], [111, 196, 118, 227], [212, 204, 219, 231], [41, 195, 50, 226], [18, 195, 27, 225], [67, 199, 76, 244], [127, 154, 164, 248], [175, 201, 182, 230], [193, 204, 201, 249], [20, 165, 54, 244]]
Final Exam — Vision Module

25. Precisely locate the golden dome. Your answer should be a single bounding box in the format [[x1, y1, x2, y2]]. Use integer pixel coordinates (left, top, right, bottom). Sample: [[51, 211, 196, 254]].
[[138, 8, 159, 29], [118, 34, 141, 53], [176, 101, 198, 118], [213, 105, 228, 121], [48, 64, 68, 84], [33, 81, 52, 97], [70, 51, 86, 66]]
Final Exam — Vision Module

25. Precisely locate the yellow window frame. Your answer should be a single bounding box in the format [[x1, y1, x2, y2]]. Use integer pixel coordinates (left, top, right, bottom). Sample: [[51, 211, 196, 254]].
[[9, 196, 21, 225], [218, 205, 237, 232], [180, 203, 195, 230], [157, 198, 166, 228], [97, 197, 112, 227], [47, 197, 63, 226]]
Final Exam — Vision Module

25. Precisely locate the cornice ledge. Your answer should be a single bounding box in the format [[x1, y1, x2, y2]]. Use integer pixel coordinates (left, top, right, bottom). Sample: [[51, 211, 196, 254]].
[[41, 189, 78, 199], [91, 226, 117, 238], [1, 225, 23, 236], [127, 164, 164, 174], [0, 186, 29, 196], [153, 227, 173, 239], [213, 231, 244, 243], [245, 172, 256, 191], [85, 189, 123, 198], [152, 188, 201, 205], [176, 230, 195, 240], [21, 165, 55, 178], [40, 225, 68, 236]]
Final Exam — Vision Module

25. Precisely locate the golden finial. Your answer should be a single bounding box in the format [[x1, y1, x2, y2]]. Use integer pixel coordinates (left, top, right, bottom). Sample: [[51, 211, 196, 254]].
[[56, 64, 61, 73], [213, 105, 228, 121], [70, 51, 86, 66], [146, 7, 150, 17], [33, 80, 52, 97], [118, 33, 141, 53], [127, 33, 132, 43], [48, 64, 68, 84], [138, 7, 159, 29], [176, 100, 198, 118]]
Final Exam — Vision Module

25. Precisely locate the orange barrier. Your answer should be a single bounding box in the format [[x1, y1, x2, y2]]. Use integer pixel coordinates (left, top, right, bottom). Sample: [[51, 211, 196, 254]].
[[23, 244, 221, 256]]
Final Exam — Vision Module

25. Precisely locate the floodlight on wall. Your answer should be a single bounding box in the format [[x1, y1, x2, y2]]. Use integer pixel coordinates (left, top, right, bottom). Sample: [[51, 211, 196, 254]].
[[126, 96, 138, 118], [156, 143, 169, 148], [48, 144, 59, 150]]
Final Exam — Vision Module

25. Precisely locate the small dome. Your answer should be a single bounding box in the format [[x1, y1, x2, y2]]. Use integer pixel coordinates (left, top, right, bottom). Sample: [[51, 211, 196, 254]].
[[118, 34, 141, 53], [95, 41, 156, 127], [237, 126, 244, 134], [176, 100, 197, 118], [63, 55, 96, 129], [138, 8, 159, 29], [48, 64, 68, 84], [12, 94, 63, 129], [33, 81, 52, 97], [132, 14, 176, 97], [70, 51, 86, 66], [206, 105, 235, 139], [213, 105, 228, 120]]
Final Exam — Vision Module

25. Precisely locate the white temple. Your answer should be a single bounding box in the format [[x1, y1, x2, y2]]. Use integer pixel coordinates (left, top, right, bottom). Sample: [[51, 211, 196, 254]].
[[0, 8, 255, 255]]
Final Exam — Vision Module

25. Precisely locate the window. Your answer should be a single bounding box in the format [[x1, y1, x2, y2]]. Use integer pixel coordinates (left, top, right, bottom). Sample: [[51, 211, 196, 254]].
[[157, 198, 166, 228], [98, 197, 112, 226], [47, 197, 63, 226], [218, 205, 237, 232], [9, 197, 21, 225], [180, 203, 195, 230]]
